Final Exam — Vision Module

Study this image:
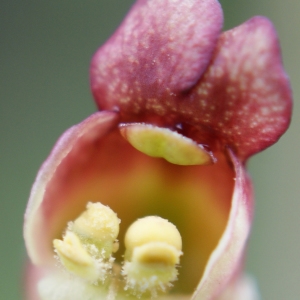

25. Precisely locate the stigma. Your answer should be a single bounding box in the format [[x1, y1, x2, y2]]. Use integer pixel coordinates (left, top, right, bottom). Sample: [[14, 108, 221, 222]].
[[119, 123, 215, 165]]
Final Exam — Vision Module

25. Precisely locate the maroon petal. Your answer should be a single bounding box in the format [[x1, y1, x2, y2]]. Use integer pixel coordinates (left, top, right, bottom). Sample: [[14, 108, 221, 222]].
[[187, 17, 292, 160], [193, 149, 253, 299], [91, 0, 223, 114]]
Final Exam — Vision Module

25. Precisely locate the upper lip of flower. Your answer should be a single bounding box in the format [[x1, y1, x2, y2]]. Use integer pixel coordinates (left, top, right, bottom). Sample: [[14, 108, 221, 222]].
[[90, 2, 291, 161], [24, 0, 292, 299]]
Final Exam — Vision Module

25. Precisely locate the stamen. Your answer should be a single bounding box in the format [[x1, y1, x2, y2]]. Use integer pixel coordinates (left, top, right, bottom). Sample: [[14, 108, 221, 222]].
[[52, 204, 183, 299], [122, 216, 183, 297], [53, 202, 120, 283]]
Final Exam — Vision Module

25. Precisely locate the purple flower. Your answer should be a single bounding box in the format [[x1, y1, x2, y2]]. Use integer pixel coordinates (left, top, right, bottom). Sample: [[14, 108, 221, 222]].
[[24, 1, 292, 299]]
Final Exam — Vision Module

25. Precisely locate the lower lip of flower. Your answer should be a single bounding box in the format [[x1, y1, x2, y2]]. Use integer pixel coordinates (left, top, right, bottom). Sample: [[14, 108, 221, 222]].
[[25, 114, 234, 297]]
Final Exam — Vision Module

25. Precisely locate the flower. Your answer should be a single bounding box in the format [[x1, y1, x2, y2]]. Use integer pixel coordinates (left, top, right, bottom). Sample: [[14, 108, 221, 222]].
[[23, 0, 292, 299]]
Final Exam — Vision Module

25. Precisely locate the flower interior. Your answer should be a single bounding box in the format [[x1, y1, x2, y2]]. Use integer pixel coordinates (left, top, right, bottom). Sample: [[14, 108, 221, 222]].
[[33, 123, 234, 298]]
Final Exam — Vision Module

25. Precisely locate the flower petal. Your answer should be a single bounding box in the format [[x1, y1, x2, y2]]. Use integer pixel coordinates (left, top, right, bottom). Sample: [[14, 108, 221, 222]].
[[188, 17, 292, 159], [90, 0, 223, 115], [24, 263, 45, 300], [192, 149, 253, 299], [24, 111, 119, 265]]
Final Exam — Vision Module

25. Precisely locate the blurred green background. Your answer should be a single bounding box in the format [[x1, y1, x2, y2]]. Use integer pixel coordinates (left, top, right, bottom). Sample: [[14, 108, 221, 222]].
[[1, 0, 299, 299]]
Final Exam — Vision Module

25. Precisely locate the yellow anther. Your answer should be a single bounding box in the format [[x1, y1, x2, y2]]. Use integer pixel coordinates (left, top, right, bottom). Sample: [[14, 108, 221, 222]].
[[124, 216, 182, 261], [122, 216, 183, 297], [119, 123, 215, 165], [53, 231, 98, 281], [53, 202, 120, 283], [70, 202, 120, 258]]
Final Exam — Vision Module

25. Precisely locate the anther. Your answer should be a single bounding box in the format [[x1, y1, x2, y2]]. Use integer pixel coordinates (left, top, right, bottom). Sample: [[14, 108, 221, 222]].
[[53, 202, 120, 282], [122, 216, 183, 297], [70, 202, 120, 258], [53, 231, 98, 281]]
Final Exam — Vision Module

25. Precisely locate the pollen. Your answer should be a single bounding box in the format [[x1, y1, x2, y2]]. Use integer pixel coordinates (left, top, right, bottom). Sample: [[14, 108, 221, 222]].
[[119, 123, 215, 165], [122, 216, 183, 297]]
